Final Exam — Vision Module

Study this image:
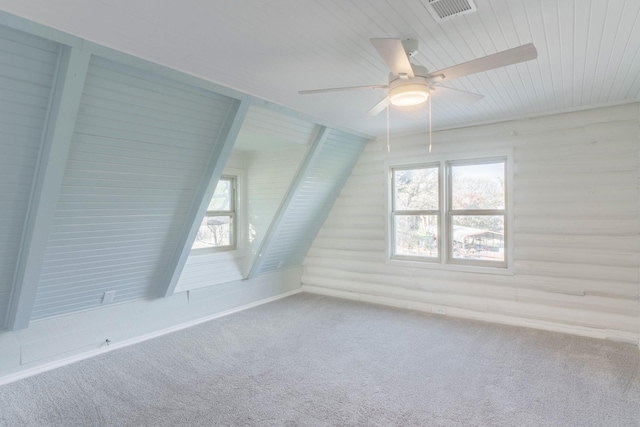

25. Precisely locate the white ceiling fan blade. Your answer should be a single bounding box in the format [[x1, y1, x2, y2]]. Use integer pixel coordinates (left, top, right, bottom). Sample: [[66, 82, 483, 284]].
[[430, 86, 484, 104], [427, 43, 537, 83], [370, 38, 415, 78], [364, 96, 390, 117], [299, 84, 387, 95]]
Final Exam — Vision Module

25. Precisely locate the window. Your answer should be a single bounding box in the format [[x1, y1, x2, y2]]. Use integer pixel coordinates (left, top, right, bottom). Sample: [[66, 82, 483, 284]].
[[391, 164, 440, 260], [448, 159, 506, 267], [192, 176, 236, 250], [390, 157, 508, 269]]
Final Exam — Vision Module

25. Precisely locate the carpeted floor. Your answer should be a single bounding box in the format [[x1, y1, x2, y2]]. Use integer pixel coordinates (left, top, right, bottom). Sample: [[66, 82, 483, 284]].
[[0, 292, 639, 426]]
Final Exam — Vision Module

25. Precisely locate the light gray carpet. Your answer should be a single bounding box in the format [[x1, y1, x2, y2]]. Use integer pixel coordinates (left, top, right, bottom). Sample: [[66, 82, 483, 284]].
[[0, 292, 639, 426]]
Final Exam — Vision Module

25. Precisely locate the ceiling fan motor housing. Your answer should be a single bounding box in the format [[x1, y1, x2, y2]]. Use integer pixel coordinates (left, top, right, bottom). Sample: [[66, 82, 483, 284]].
[[388, 64, 431, 106]]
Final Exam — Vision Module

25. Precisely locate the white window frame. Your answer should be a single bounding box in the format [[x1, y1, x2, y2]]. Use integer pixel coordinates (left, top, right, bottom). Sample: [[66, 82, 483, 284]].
[[386, 150, 513, 275], [390, 162, 442, 263], [446, 157, 507, 269], [192, 170, 244, 253]]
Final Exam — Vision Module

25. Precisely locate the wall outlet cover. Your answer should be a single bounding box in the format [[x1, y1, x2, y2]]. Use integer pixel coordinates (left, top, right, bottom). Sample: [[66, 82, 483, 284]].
[[102, 291, 116, 304]]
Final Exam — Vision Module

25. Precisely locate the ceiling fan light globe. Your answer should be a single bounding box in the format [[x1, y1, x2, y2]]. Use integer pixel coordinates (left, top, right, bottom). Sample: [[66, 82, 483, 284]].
[[389, 83, 430, 106]]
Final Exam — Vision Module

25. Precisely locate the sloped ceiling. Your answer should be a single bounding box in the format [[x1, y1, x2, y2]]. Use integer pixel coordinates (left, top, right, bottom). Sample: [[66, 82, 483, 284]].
[[0, 0, 638, 138], [235, 105, 318, 151], [0, 18, 374, 328]]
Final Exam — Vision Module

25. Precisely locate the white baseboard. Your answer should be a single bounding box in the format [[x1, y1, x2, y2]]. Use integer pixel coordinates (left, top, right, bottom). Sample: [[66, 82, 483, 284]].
[[302, 285, 640, 347], [0, 289, 302, 387]]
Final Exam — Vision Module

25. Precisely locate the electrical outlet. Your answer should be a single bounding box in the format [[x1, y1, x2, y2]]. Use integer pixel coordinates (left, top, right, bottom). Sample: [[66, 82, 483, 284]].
[[102, 290, 116, 304], [433, 306, 446, 315]]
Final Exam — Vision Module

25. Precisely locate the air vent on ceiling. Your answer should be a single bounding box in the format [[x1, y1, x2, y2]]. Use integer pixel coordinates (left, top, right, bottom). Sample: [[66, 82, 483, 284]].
[[422, 0, 477, 22]]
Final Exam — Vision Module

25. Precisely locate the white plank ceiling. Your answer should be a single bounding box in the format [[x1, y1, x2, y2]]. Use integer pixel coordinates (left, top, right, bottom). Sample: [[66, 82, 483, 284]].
[[1, 0, 639, 137]]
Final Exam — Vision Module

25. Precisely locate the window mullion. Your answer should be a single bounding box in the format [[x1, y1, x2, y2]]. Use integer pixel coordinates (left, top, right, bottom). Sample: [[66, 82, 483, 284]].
[[444, 160, 452, 264], [394, 210, 440, 215], [449, 209, 506, 216], [207, 210, 233, 216]]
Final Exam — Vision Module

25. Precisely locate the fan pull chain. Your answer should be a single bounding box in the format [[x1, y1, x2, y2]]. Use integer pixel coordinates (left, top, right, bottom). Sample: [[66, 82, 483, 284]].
[[386, 100, 390, 153], [428, 95, 432, 154]]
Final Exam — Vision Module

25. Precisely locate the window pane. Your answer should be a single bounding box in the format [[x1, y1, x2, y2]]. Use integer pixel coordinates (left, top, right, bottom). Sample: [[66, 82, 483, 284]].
[[394, 215, 438, 258], [394, 167, 438, 211], [207, 178, 232, 211], [451, 215, 504, 262], [451, 162, 504, 210], [192, 215, 232, 249]]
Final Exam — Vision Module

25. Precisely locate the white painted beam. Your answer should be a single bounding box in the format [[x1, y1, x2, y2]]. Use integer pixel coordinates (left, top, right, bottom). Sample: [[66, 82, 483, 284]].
[[158, 97, 251, 297], [5, 46, 91, 330], [246, 126, 329, 280]]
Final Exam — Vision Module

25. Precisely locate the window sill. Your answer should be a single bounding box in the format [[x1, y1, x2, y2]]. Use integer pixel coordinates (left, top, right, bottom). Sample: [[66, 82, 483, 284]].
[[191, 246, 236, 253], [189, 247, 242, 259]]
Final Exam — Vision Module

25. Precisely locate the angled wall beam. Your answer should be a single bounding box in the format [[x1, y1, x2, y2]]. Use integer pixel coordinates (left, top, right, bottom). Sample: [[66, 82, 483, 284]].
[[158, 97, 251, 298], [246, 126, 329, 280], [6, 45, 91, 330]]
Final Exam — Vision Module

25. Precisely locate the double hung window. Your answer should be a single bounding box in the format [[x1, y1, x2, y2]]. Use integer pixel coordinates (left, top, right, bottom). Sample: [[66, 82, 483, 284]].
[[390, 157, 508, 269], [192, 176, 236, 250], [391, 164, 440, 259]]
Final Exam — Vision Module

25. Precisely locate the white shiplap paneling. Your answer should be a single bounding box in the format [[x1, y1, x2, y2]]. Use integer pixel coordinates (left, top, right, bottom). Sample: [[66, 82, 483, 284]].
[[304, 103, 640, 341], [174, 151, 247, 293], [3, 1, 640, 138], [235, 104, 318, 151], [0, 267, 302, 382], [254, 128, 369, 275], [245, 146, 309, 271], [30, 55, 237, 320], [175, 105, 323, 292], [0, 26, 59, 323]]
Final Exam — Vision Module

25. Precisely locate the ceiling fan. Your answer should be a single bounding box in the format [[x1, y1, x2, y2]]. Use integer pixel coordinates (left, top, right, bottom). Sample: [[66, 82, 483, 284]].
[[299, 38, 537, 117]]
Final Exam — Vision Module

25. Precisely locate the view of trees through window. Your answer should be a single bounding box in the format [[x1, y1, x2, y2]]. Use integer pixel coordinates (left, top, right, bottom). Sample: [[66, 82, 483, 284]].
[[450, 161, 505, 262], [192, 177, 235, 250], [392, 159, 507, 266], [393, 166, 439, 258]]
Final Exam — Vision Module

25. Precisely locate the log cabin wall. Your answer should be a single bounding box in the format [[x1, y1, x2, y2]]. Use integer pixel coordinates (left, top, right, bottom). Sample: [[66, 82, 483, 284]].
[[303, 103, 640, 345]]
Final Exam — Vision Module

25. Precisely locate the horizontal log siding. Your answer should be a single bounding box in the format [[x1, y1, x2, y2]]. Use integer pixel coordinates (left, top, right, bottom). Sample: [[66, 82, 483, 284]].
[[303, 103, 640, 340]]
